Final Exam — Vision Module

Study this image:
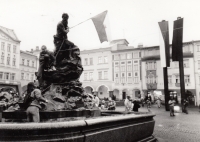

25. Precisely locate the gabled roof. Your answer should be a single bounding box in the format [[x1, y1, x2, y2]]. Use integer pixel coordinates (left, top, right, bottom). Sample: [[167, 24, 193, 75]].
[[0, 26, 20, 42]]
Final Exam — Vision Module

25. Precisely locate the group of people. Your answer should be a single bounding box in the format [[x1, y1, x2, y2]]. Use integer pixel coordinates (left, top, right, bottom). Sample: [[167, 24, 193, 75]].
[[124, 96, 141, 112], [94, 95, 116, 110]]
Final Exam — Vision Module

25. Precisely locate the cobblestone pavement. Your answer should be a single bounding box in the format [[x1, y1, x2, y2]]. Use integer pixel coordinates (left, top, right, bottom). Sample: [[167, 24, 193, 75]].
[[116, 105, 200, 142]]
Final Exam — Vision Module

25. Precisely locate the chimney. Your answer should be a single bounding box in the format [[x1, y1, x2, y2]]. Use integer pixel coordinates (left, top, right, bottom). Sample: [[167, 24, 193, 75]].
[[138, 43, 143, 48], [36, 46, 39, 50], [31, 49, 33, 53]]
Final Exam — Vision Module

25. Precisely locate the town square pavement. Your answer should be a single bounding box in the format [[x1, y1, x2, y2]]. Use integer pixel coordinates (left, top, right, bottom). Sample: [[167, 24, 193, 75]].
[[116, 104, 200, 142]]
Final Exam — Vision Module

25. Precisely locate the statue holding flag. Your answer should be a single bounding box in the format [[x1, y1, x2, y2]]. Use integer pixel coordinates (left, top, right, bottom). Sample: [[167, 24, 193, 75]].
[[53, 13, 77, 65]]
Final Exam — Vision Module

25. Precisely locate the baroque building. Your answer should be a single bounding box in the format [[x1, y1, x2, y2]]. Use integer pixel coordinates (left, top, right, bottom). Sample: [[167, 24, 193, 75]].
[[0, 26, 21, 90], [20, 50, 38, 91]]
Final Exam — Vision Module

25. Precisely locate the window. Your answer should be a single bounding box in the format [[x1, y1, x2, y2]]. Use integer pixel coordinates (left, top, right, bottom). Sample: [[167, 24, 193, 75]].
[[22, 59, 25, 65], [127, 65, 132, 71], [174, 62, 179, 68], [127, 61, 132, 64], [32, 61, 34, 67], [127, 72, 132, 83], [98, 57, 102, 64], [127, 53, 132, 59], [11, 73, 15, 81], [175, 75, 180, 83], [104, 71, 108, 79], [1, 52, 4, 64], [27, 60, 29, 66], [27, 73, 29, 80], [104, 56, 108, 63], [21, 73, 24, 80], [1, 42, 5, 50], [7, 44, 11, 52], [114, 55, 119, 60], [89, 72, 93, 80], [7, 54, 10, 65], [31, 74, 34, 81], [115, 66, 119, 72], [133, 52, 139, 58], [98, 71, 102, 80], [121, 73, 125, 83], [0, 72, 3, 80], [133, 65, 138, 71], [115, 73, 119, 78], [84, 73, 87, 80], [89, 58, 93, 65], [184, 75, 190, 83], [4, 73, 9, 80], [120, 54, 126, 60], [183, 59, 189, 68], [12, 58, 16, 66], [197, 45, 200, 52], [85, 58, 88, 65], [168, 75, 172, 83], [13, 45, 16, 53], [115, 62, 119, 65], [121, 66, 125, 71]]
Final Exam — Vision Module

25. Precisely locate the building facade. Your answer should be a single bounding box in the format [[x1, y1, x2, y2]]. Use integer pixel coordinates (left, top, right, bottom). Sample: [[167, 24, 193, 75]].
[[0, 26, 21, 88], [80, 39, 142, 100], [20, 50, 38, 91], [140, 41, 198, 105]]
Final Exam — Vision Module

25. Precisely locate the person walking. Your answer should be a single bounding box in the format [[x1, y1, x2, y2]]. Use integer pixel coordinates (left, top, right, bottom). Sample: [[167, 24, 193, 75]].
[[168, 96, 176, 117], [93, 94, 100, 108], [107, 97, 116, 110], [132, 100, 140, 112], [156, 97, 162, 108], [182, 98, 189, 114], [124, 96, 132, 112]]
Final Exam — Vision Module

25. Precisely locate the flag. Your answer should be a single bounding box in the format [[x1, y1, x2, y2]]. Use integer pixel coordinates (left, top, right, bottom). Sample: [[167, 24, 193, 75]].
[[91, 11, 109, 43], [158, 20, 170, 67], [172, 18, 183, 61]]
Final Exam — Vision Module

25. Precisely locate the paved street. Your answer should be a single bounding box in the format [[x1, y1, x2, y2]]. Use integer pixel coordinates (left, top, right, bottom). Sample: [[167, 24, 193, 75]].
[[116, 105, 200, 142]]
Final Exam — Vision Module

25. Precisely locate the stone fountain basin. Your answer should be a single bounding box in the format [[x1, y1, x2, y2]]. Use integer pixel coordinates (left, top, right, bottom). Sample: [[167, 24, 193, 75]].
[[0, 111, 156, 142]]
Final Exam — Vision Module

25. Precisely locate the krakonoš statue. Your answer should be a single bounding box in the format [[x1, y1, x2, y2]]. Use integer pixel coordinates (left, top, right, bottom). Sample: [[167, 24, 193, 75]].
[[33, 13, 89, 111]]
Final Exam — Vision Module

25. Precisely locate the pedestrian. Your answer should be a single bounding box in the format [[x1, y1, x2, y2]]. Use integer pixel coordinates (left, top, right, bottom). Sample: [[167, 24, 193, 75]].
[[124, 96, 132, 112], [93, 94, 100, 108], [100, 100, 107, 110], [168, 96, 176, 117], [140, 97, 144, 107], [182, 98, 189, 114], [156, 97, 162, 108], [25, 82, 48, 122], [132, 99, 140, 112], [107, 97, 116, 110]]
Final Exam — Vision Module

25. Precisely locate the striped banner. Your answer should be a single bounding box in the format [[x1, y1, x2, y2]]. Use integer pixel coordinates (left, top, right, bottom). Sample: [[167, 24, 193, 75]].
[[158, 21, 170, 67]]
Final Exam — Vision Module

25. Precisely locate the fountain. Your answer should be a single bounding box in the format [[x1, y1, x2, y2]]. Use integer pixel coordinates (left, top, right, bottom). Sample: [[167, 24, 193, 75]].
[[0, 13, 156, 142]]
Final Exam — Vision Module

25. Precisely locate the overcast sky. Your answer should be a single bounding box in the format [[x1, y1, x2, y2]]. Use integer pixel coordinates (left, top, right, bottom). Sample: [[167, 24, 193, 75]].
[[0, 0, 200, 51]]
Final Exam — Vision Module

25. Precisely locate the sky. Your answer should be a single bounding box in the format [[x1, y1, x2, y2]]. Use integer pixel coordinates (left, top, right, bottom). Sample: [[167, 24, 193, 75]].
[[0, 0, 200, 52]]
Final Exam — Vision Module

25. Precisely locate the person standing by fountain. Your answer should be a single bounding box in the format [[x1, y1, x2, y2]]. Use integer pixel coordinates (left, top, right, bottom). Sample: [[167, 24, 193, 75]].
[[124, 96, 132, 112], [93, 94, 100, 108], [25, 82, 48, 122], [37, 45, 55, 89]]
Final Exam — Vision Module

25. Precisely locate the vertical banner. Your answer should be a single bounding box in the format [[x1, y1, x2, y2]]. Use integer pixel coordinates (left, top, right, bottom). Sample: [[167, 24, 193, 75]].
[[158, 21, 170, 67], [172, 18, 183, 61]]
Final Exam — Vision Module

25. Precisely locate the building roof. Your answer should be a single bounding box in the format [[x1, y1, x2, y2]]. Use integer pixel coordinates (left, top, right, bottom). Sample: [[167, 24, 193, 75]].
[[20, 50, 38, 58], [0, 26, 20, 42], [81, 47, 111, 54]]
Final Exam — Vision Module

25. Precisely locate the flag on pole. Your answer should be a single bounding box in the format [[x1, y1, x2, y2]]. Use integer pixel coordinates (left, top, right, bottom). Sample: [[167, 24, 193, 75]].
[[91, 11, 109, 43], [158, 20, 170, 67], [172, 18, 183, 61]]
